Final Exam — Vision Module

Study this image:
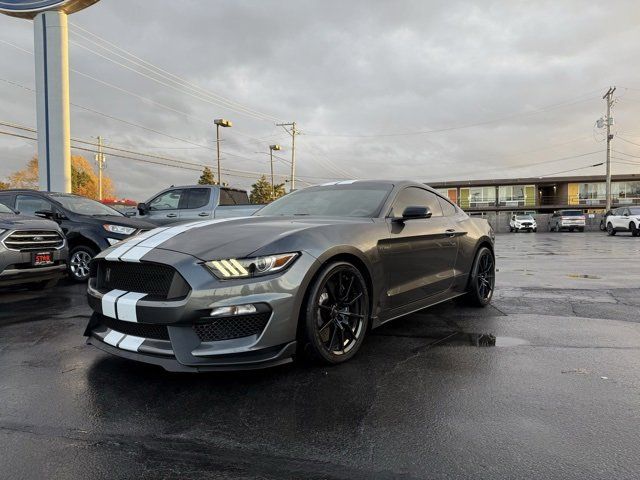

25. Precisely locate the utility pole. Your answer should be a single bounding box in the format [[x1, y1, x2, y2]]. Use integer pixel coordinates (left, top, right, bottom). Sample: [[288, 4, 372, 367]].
[[276, 121, 298, 192], [214, 119, 232, 185], [603, 87, 616, 212], [95, 135, 106, 200], [269, 144, 281, 200]]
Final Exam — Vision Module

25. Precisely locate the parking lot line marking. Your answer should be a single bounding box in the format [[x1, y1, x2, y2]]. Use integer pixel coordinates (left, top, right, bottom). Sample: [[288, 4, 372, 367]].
[[101, 289, 127, 319], [118, 335, 146, 352], [117, 292, 147, 322], [103, 330, 125, 347]]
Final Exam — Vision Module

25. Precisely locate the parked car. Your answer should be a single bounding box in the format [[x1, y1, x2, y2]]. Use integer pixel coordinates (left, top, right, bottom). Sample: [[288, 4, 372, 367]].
[[0, 202, 68, 289], [549, 210, 585, 232], [84, 180, 495, 372], [136, 185, 263, 225], [0, 190, 155, 282], [605, 206, 640, 236], [599, 210, 613, 231], [509, 214, 537, 232]]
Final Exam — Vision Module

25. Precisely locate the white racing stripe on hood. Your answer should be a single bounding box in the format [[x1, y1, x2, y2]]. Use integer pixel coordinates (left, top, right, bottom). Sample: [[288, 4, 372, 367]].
[[118, 335, 146, 352], [105, 226, 171, 261], [118, 217, 250, 262]]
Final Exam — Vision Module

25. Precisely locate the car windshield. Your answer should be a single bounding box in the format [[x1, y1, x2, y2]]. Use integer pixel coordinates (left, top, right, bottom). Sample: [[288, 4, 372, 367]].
[[629, 207, 640, 215], [0, 203, 14, 214], [255, 184, 393, 217], [515, 215, 533, 220], [51, 195, 123, 216], [561, 211, 583, 216]]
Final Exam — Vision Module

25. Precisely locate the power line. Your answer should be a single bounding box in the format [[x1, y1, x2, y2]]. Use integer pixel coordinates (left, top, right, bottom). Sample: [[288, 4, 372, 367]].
[[70, 23, 281, 123], [538, 162, 605, 178], [68, 30, 280, 124], [303, 90, 603, 138]]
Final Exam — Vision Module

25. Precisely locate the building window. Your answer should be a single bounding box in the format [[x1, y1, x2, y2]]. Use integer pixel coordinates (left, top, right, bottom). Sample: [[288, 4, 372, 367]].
[[460, 187, 496, 208], [613, 181, 640, 204], [435, 188, 458, 205], [498, 185, 535, 207]]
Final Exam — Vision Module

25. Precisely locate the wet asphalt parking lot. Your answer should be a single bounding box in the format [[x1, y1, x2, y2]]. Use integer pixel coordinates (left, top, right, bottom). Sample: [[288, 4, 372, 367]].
[[1, 232, 639, 479]]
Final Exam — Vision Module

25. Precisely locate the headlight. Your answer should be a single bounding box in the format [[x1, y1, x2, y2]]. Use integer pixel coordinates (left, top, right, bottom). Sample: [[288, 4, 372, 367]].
[[103, 224, 136, 235], [205, 252, 299, 279]]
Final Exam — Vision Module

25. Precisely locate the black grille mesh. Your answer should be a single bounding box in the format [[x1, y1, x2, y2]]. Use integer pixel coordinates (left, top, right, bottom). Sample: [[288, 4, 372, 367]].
[[194, 312, 271, 342], [99, 314, 169, 341], [95, 261, 187, 299]]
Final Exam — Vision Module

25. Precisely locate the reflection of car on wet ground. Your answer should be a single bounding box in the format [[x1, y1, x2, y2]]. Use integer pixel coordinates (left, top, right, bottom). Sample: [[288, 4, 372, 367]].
[[509, 214, 537, 232], [0, 202, 68, 289], [549, 210, 585, 232], [84, 180, 495, 372], [0, 190, 155, 282], [606, 206, 640, 236]]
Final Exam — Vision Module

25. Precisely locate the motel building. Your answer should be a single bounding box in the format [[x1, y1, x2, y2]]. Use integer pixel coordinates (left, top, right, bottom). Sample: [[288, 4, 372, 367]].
[[429, 174, 640, 230]]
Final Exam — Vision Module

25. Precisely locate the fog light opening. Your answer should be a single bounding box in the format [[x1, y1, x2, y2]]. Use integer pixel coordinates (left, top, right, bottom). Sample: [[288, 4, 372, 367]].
[[209, 304, 258, 317]]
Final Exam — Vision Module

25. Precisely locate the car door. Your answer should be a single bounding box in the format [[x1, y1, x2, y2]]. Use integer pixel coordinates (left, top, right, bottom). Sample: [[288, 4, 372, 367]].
[[620, 208, 631, 230], [146, 188, 185, 225], [381, 187, 458, 309], [179, 188, 213, 221]]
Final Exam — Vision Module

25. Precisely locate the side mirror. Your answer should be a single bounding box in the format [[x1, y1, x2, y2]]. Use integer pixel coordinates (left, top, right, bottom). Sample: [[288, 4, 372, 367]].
[[34, 209, 55, 219], [395, 206, 432, 222], [137, 202, 148, 215]]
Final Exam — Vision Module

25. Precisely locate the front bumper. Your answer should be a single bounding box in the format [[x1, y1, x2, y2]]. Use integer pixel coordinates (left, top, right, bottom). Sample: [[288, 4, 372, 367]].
[[84, 248, 318, 371], [513, 224, 536, 231], [0, 247, 68, 287]]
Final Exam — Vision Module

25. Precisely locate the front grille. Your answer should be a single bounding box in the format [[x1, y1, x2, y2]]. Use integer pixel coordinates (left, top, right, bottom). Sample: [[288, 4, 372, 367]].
[[3, 230, 64, 251], [99, 314, 169, 341], [94, 260, 190, 300], [193, 312, 271, 342]]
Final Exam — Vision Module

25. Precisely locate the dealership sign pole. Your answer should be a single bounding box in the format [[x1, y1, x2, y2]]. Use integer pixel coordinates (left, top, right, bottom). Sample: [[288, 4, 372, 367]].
[[0, 0, 100, 192]]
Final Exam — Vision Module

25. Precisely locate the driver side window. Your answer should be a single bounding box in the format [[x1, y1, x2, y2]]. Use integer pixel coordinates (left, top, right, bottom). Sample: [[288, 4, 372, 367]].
[[390, 187, 443, 218], [149, 189, 184, 211], [15, 195, 53, 217]]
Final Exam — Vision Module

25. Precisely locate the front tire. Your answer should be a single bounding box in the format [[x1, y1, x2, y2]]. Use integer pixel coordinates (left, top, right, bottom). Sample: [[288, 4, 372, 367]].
[[630, 222, 639, 237], [301, 261, 370, 365], [607, 223, 616, 236], [69, 245, 96, 282], [465, 247, 495, 307]]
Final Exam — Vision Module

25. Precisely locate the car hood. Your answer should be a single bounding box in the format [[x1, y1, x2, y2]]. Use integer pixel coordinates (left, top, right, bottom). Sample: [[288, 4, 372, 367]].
[[84, 214, 156, 229], [153, 215, 372, 260], [0, 213, 61, 230]]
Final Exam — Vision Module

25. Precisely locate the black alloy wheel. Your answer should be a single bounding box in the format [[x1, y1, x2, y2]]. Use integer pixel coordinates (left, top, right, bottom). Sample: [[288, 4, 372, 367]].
[[607, 222, 616, 236], [466, 247, 495, 307], [302, 262, 370, 364]]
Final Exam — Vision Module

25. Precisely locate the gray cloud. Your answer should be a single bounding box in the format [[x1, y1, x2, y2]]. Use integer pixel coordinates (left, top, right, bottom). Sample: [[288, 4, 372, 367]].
[[1, 0, 639, 200]]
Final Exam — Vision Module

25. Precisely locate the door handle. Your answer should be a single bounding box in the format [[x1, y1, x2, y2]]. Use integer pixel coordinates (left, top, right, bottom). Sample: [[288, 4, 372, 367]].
[[445, 228, 456, 237], [166, 213, 177, 218], [198, 212, 209, 217]]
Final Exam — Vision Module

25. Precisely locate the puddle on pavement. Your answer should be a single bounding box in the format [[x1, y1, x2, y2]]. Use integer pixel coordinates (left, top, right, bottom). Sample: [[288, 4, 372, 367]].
[[566, 274, 601, 280], [439, 332, 529, 348]]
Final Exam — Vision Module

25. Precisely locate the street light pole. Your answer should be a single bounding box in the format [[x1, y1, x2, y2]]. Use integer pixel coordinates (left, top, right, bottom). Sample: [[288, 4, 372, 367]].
[[269, 144, 281, 200], [95, 135, 106, 200], [214, 119, 232, 185]]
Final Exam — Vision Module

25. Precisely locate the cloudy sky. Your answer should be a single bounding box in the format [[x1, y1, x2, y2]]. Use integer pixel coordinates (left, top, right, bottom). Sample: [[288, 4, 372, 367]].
[[1, 0, 640, 199]]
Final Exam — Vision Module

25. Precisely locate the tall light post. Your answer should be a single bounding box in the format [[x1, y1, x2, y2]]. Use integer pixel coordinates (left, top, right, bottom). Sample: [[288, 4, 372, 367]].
[[214, 119, 232, 185], [269, 144, 281, 199]]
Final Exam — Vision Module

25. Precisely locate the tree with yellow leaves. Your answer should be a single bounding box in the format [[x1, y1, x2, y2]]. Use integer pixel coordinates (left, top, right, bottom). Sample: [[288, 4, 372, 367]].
[[7, 156, 114, 200]]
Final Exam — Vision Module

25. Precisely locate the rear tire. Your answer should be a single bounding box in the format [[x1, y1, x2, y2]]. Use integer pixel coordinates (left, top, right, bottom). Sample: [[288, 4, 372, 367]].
[[301, 261, 370, 365], [465, 247, 495, 307], [607, 222, 616, 236]]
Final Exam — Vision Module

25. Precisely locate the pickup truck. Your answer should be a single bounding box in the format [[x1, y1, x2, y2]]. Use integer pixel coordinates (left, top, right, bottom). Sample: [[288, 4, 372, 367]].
[[137, 185, 263, 225]]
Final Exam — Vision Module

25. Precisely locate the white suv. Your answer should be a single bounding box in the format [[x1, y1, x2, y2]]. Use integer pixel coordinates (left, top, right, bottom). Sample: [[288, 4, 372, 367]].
[[509, 214, 537, 232], [605, 206, 640, 236]]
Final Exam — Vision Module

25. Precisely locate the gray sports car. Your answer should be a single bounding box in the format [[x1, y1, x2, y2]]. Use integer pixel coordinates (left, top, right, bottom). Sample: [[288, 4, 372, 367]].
[[84, 181, 495, 371]]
